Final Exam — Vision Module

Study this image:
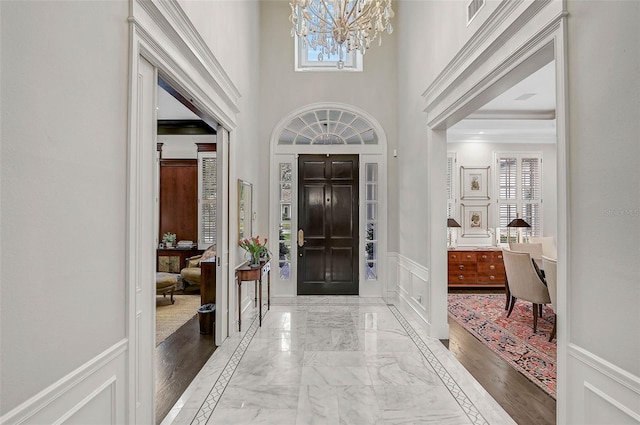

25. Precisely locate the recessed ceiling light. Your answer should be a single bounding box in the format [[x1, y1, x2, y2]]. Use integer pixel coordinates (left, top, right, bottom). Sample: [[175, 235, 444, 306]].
[[479, 131, 485, 134]]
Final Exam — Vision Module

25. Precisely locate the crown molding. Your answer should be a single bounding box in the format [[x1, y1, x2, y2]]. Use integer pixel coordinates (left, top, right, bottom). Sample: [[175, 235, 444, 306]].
[[131, 0, 241, 128], [466, 109, 556, 120]]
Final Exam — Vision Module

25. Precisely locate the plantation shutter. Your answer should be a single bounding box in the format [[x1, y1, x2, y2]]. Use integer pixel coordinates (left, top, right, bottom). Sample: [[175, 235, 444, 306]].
[[496, 153, 542, 242], [447, 153, 456, 219], [198, 153, 217, 249]]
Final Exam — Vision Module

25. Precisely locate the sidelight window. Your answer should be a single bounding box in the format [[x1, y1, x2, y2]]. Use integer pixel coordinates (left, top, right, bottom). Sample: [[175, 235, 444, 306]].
[[365, 163, 378, 280], [279, 163, 293, 280]]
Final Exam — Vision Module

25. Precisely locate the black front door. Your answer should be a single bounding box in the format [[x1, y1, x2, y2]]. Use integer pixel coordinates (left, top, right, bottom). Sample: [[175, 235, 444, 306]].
[[297, 154, 359, 295]]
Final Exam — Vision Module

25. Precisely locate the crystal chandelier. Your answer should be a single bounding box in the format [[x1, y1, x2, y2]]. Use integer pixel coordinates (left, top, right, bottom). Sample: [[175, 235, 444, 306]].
[[289, 0, 394, 69]]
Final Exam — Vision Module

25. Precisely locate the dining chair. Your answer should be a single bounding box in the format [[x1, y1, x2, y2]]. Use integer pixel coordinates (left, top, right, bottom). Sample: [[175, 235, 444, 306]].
[[504, 243, 543, 312], [502, 249, 552, 333], [529, 236, 557, 260], [509, 242, 543, 265], [542, 256, 557, 341]]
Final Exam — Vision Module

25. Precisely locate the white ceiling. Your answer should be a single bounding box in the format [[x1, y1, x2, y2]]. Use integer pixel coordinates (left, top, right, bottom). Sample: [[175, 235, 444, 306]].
[[157, 84, 201, 120], [448, 61, 557, 143]]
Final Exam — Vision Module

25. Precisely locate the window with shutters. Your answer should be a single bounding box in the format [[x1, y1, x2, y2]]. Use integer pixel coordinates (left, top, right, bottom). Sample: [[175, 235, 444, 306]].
[[495, 153, 542, 243], [447, 153, 457, 219], [198, 152, 217, 249]]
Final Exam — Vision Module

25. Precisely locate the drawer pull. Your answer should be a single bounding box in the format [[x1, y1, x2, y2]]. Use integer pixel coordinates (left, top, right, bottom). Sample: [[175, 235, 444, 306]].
[[458, 275, 465, 280], [451, 254, 457, 259], [459, 265, 465, 270], [497, 255, 503, 259], [489, 275, 495, 280], [489, 265, 495, 270], [482, 255, 488, 259], [466, 255, 472, 259]]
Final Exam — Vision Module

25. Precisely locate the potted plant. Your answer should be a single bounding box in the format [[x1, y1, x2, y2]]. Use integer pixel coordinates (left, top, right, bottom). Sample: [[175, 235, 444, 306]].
[[239, 236, 269, 268], [162, 232, 177, 248]]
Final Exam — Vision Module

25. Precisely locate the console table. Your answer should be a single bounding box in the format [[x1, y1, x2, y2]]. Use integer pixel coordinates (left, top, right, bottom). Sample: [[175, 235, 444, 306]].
[[235, 261, 271, 332], [448, 248, 506, 289]]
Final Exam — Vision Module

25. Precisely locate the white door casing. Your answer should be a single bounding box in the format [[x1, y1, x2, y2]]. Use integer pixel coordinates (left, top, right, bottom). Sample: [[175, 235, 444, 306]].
[[269, 102, 388, 298], [128, 1, 240, 420]]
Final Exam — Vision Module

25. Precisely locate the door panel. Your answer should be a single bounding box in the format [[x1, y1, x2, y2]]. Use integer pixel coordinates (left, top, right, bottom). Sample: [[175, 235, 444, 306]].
[[298, 154, 359, 295]]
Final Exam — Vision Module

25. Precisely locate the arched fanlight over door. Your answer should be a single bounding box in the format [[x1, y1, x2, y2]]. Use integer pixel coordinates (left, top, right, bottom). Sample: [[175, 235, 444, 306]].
[[278, 108, 379, 146]]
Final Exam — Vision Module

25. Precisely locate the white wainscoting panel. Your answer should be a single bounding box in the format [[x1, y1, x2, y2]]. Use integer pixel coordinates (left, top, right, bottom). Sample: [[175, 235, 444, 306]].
[[0, 340, 127, 425], [386, 252, 399, 299], [567, 343, 640, 425], [389, 253, 431, 326]]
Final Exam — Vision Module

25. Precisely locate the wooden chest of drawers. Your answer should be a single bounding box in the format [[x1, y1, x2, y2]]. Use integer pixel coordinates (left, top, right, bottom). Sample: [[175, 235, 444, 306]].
[[448, 249, 506, 288]]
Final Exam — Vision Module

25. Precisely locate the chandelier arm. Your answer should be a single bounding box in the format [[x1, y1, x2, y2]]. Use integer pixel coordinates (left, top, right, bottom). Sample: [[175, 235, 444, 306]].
[[344, 0, 359, 25], [317, 0, 339, 29], [303, 2, 333, 30]]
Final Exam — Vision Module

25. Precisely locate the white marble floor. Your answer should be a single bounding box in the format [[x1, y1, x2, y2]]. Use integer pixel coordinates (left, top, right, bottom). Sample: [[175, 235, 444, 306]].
[[161, 296, 516, 425]]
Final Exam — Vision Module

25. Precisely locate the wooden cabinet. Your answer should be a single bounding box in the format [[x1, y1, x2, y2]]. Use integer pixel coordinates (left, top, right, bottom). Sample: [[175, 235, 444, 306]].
[[157, 248, 203, 273], [159, 159, 198, 243], [448, 249, 505, 288]]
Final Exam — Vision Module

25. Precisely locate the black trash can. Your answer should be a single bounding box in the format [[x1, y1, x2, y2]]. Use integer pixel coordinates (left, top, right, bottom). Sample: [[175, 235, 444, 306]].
[[197, 303, 215, 335]]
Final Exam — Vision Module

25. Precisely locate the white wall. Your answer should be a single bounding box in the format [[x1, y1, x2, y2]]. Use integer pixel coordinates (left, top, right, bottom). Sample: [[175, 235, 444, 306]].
[[1, 0, 129, 416], [258, 1, 398, 253], [565, 2, 640, 422], [398, 0, 640, 421], [158, 135, 215, 159], [1, 0, 262, 421], [179, 0, 261, 268], [448, 141, 558, 243]]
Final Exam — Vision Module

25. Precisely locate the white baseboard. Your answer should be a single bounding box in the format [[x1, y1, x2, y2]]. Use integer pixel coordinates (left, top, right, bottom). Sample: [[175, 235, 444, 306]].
[[1, 339, 128, 425]]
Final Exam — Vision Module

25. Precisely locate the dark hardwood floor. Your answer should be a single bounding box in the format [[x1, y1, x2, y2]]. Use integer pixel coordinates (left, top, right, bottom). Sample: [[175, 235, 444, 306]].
[[442, 309, 556, 425], [155, 315, 216, 424]]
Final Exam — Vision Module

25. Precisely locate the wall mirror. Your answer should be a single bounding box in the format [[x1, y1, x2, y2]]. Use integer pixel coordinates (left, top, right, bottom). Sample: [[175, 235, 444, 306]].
[[238, 179, 253, 241]]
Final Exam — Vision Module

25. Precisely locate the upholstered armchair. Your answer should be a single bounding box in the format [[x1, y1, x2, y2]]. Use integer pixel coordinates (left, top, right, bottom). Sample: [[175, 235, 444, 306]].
[[180, 245, 216, 287]]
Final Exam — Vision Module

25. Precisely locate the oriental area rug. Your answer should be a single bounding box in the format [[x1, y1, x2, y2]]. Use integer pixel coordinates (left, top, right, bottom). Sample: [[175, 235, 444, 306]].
[[448, 293, 556, 399], [156, 294, 201, 346]]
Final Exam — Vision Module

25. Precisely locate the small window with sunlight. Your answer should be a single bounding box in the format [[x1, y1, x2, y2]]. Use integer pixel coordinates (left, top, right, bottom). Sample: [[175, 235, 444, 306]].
[[295, 36, 363, 71]]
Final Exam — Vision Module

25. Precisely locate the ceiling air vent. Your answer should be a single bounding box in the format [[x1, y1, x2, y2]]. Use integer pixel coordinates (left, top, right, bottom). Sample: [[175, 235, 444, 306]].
[[467, 0, 485, 25]]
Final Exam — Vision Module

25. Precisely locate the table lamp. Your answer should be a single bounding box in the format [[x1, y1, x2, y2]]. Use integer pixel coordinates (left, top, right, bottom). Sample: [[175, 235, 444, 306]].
[[447, 218, 461, 248], [506, 214, 530, 243]]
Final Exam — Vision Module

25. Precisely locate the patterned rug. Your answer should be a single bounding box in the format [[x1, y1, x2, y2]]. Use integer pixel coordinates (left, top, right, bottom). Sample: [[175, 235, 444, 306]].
[[448, 293, 556, 398]]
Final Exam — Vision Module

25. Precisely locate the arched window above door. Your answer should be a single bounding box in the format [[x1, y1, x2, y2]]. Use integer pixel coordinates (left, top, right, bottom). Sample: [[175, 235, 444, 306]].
[[278, 107, 379, 146]]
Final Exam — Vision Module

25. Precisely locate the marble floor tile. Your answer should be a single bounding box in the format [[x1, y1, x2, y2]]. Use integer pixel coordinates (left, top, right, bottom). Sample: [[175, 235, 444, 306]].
[[296, 385, 340, 425], [162, 296, 516, 425]]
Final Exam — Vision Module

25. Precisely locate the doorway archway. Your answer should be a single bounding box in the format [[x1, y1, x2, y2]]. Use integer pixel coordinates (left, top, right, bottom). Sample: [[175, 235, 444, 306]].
[[269, 103, 389, 298]]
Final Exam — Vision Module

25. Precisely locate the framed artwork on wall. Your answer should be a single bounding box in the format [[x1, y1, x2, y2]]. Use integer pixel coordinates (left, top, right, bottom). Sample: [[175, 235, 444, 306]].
[[460, 166, 490, 200], [461, 203, 490, 237]]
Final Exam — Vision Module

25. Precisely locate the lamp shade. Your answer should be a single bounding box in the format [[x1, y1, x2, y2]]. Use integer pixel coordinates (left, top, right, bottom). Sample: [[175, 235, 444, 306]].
[[447, 218, 461, 228], [506, 218, 531, 228]]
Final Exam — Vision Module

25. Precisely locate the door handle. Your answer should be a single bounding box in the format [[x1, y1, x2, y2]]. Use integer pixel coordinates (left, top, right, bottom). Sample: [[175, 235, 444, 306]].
[[298, 229, 304, 247]]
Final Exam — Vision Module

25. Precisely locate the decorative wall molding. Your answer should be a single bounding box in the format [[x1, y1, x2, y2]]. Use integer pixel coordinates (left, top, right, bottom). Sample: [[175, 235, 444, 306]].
[[423, 1, 565, 129], [390, 252, 431, 328], [568, 343, 640, 424], [568, 344, 640, 396], [136, 0, 240, 106], [0, 340, 127, 425], [130, 0, 240, 130], [423, 0, 528, 100]]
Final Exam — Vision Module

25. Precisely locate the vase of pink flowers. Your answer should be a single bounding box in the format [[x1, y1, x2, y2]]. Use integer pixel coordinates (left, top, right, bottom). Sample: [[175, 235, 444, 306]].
[[239, 236, 269, 268]]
